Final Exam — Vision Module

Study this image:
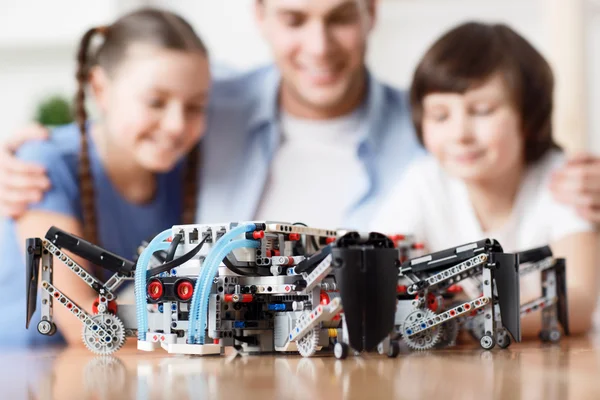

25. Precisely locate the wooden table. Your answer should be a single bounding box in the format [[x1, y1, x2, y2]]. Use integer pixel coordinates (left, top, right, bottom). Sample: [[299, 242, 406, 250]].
[[2, 334, 600, 400]]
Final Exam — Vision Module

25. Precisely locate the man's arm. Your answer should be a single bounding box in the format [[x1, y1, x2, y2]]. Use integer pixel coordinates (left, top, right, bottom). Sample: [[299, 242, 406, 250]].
[[0, 124, 51, 218], [551, 153, 600, 223]]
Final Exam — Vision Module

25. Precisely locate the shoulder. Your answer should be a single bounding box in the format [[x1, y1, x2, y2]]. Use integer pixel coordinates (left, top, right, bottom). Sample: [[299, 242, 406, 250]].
[[527, 148, 566, 184], [14, 123, 81, 215], [210, 65, 277, 106], [15, 122, 81, 167], [379, 81, 411, 112], [400, 154, 447, 185]]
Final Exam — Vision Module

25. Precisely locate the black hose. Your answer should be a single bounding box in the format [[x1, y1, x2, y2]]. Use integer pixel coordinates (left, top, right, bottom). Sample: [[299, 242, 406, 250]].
[[147, 234, 209, 277], [222, 256, 272, 276], [165, 233, 183, 262], [223, 256, 254, 276]]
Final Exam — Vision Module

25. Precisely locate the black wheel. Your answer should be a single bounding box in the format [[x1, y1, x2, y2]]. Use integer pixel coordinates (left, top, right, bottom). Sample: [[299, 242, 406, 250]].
[[548, 329, 561, 343], [387, 340, 400, 358], [334, 342, 349, 360], [37, 320, 56, 336], [539, 330, 549, 342], [496, 332, 511, 349], [480, 335, 495, 350]]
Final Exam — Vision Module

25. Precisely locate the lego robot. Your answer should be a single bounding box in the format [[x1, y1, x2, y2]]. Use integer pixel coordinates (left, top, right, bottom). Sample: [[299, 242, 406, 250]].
[[25, 227, 138, 354], [466, 245, 569, 344], [25, 223, 401, 358], [391, 239, 522, 351]]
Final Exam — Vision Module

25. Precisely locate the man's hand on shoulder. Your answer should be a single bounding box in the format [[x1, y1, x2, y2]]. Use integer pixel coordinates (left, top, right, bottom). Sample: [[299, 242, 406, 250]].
[[0, 123, 51, 219], [550, 152, 600, 223]]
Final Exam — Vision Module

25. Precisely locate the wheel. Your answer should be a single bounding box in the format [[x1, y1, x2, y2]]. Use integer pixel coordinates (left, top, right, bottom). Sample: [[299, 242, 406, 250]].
[[539, 329, 562, 343], [377, 337, 390, 355], [548, 329, 561, 343], [37, 320, 56, 336], [387, 340, 400, 358], [297, 327, 320, 358], [480, 335, 495, 350], [82, 314, 126, 355], [436, 319, 460, 348], [496, 331, 511, 349], [334, 342, 349, 359], [402, 309, 442, 351]]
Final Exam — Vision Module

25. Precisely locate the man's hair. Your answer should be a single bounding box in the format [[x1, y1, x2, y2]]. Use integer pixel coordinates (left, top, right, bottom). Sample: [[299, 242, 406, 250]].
[[410, 21, 558, 164]]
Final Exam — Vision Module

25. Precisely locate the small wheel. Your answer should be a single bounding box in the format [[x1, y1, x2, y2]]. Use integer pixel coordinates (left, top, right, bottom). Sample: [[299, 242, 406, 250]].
[[387, 340, 400, 358], [548, 329, 561, 343], [480, 335, 495, 350], [37, 320, 56, 336], [496, 332, 511, 349], [334, 342, 349, 360]]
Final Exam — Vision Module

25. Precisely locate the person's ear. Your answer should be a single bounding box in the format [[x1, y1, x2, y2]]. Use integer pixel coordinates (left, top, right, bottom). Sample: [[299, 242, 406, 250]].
[[254, 0, 268, 38], [88, 66, 110, 112], [365, 0, 378, 33]]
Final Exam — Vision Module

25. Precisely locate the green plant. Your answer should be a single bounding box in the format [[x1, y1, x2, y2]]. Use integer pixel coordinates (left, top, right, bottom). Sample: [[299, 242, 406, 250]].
[[34, 95, 74, 126]]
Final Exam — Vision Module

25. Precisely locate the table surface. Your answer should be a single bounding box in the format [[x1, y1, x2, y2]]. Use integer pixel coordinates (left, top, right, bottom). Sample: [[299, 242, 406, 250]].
[[2, 334, 600, 400]]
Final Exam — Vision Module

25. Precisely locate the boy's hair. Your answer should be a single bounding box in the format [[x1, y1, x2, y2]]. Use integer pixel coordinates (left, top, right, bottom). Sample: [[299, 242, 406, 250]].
[[75, 8, 207, 244], [410, 21, 558, 164]]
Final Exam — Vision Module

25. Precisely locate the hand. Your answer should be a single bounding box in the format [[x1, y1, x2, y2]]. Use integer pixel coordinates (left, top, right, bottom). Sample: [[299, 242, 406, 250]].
[[0, 123, 51, 219], [550, 152, 600, 223]]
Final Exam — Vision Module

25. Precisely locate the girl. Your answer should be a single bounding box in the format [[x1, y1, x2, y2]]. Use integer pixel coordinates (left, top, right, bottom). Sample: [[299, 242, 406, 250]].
[[0, 8, 210, 347], [372, 22, 599, 337]]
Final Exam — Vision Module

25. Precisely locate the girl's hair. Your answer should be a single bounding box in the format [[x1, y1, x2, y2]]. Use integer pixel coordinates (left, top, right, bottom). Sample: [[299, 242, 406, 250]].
[[75, 8, 207, 243], [410, 21, 559, 164]]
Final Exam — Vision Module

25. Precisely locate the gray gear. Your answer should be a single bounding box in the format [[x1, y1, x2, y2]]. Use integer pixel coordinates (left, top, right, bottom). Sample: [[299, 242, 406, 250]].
[[82, 314, 126, 355], [436, 318, 460, 348], [402, 309, 443, 351], [297, 327, 320, 357]]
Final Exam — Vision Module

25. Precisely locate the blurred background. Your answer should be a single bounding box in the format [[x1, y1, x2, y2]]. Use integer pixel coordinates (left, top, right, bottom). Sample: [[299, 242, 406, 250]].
[[1, 0, 599, 151]]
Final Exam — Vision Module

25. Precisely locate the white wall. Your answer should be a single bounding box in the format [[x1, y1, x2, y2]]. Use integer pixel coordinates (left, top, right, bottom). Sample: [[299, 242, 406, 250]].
[[152, 0, 546, 88], [0, 0, 598, 152], [0, 0, 137, 139], [588, 1, 600, 152]]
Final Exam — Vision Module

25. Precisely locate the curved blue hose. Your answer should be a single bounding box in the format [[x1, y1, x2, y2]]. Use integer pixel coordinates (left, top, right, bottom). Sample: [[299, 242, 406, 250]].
[[190, 239, 260, 343], [135, 229, 172, 341], [188, 223, 257, 343]]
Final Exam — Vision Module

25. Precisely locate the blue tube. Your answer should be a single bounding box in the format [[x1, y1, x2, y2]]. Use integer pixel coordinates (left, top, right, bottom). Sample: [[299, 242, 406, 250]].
[[188, 223, 256, 342], [191, 239, 260, 343], [135, 229, 172, 341]]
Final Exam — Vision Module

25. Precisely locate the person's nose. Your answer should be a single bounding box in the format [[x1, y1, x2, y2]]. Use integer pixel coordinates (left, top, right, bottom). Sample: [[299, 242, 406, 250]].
[[161, 103, 185, 137], [303, 21, 332, 59], [450, 112, 475, 144]]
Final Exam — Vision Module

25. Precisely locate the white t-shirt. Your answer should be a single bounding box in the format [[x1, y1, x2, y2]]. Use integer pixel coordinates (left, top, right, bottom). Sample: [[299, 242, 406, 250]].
[[370, 149, 594, 300], [253, 110, 368, 229]]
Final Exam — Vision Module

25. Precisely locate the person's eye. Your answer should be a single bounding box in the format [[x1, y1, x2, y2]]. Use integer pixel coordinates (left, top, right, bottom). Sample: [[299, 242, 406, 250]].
[[147, 98, 165, 109], [186, 104, 205, 115], [328, 10, 359, 25], [471, 104, 496, 116], [280, 13, 305, 28], [427, 111, 448, 122]]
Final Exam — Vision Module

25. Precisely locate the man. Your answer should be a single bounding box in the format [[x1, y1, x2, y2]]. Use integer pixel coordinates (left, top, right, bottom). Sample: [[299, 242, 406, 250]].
[[1, 0, 600, 230]]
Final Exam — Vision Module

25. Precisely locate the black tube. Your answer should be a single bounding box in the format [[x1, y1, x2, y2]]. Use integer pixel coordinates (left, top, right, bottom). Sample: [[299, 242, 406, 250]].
[[147, 234, 209, 277], [223, 256, 254, 276], [165, 233, 183, 262]]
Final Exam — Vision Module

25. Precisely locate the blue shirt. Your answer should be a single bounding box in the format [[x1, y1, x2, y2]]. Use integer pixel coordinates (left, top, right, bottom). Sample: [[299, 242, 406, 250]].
[[0, 122, 185, 347], [196, 65, 425, 228]]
